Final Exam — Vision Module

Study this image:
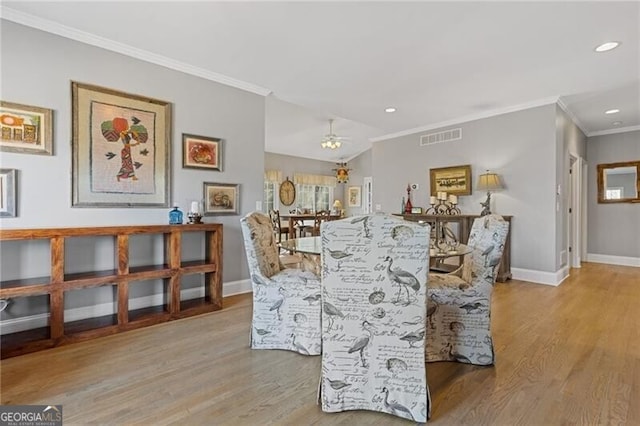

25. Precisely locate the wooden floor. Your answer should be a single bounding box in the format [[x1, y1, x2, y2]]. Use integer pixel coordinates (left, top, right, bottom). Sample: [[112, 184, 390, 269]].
[[1, 262, 638, 425]]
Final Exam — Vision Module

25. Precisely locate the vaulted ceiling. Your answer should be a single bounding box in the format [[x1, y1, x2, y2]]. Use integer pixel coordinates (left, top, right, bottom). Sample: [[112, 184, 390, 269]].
[[2, 1, 638, 161]]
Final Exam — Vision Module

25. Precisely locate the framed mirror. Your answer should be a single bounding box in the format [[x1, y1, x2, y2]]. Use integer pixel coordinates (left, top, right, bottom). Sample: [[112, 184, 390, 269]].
[[597, 160, 640, 203]]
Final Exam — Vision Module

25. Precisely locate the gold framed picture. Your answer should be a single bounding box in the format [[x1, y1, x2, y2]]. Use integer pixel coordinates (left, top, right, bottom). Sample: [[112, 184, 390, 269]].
[[0, 101, 53, 155], [348, 186, 361, 207], [430, 164, 472, 196], [71, 82, 171, 207]]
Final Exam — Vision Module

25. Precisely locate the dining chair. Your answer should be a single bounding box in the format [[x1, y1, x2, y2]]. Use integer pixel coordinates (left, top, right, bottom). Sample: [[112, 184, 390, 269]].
[[240, 211, 322, 355], [319, 214, 432, 422], [311, 210, 330, 236], [268, 209, 289, 243], [426, 214, 510, 366]]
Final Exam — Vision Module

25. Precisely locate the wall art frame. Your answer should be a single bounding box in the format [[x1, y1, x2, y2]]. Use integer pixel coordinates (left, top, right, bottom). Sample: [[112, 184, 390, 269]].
[[348, 185, 362, 207], [71, 82, 171, 207], [182, 133, 222, 170], [430, 164, 472, 196], [0, 101, 53, 155], [0, 168, 17, 217], [203, 182, 239, 215]]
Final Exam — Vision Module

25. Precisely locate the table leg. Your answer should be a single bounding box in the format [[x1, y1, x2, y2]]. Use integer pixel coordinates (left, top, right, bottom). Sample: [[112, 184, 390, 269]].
[[289, 217, 295, 240]]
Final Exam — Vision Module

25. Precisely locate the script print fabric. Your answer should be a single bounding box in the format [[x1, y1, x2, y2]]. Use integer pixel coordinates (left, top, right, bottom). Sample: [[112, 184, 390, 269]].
[[240, 212, 321, 355], [426, 214, 510, 365], [319, 214, 431, 422]]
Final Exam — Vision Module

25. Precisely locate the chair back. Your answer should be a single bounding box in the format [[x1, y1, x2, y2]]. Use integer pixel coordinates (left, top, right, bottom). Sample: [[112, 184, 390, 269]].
[[312, 210, 330, 236], [466, 214, 510, 285], [240, 211, 281, 279], [319, 214, 431, 422]]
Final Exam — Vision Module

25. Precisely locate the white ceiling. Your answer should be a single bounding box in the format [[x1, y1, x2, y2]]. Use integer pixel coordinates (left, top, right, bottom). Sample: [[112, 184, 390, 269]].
[[2, 1, 638, 162]]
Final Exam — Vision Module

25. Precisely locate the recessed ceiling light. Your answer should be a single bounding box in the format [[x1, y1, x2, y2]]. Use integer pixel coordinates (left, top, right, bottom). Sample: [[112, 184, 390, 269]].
[[612, 121, 623, 126], [594, 41, 620, 52], [605, 109, 620, 114], [384, 107, 397, 113]]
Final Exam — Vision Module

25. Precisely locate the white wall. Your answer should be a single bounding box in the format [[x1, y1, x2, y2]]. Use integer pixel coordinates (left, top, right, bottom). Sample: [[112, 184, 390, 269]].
[[0, 21, 266, 317], [371, 104, 560, 275], [586, 130, 640, 260]]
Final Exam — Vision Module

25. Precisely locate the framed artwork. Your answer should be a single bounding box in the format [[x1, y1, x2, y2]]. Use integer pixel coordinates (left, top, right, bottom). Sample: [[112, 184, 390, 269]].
[[203, 182, 239, 215], [430, 164, 472, 196], [71, 82, 171, 207], [182, 133, 222, 170], [348, 186, 362, 207], [0, 101, 53, 155], [0, 168, 17, 217]]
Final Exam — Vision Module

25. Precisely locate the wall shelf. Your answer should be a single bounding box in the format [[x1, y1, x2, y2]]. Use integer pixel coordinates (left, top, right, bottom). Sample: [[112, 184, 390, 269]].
[[0, 224, 223, 358]]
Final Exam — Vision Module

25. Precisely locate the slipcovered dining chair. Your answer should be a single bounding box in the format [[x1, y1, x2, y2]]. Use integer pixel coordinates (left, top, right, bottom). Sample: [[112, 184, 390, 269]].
[[319, 214, 432, 422], [426, 214, 510, 366], [240, 211, 321, 355]]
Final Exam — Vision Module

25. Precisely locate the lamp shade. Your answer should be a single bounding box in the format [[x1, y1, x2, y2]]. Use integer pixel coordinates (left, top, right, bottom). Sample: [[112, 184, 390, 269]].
[[333, 199, 343, 209], [476, 172, 504, 192]]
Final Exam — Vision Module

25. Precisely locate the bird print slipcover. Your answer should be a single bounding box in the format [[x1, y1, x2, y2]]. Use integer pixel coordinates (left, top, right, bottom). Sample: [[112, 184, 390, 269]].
[[240, 212, 322, 355], [319, 214, 431, 422], [426, 214, 510, 366]]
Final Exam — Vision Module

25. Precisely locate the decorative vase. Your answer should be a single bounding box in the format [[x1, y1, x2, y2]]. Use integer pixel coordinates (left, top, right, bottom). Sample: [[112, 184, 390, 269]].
[[169, 206, 183, 225]]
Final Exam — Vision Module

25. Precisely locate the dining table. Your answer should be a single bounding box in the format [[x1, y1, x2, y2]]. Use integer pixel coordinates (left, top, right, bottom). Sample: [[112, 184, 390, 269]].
[[280, 236, 473, 279], [279, 213, 341, 240]]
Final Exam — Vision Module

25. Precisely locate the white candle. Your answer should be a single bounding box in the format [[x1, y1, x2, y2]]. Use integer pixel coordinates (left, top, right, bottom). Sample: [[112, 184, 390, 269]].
[[429, 196, 436, 205], [190, 201, 200, 214], [449, 194, 457, 204]]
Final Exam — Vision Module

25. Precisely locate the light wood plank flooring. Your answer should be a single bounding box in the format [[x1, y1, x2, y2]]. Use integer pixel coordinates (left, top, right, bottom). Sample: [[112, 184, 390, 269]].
[[1, 262, 638, 425]]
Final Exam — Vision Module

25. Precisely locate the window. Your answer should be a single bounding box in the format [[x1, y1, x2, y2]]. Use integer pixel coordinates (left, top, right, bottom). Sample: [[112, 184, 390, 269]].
[[295, 184, 333, 212], [605, 188, 623, 199], [263, 170, 282, 213], [264, 181, 277, 213]]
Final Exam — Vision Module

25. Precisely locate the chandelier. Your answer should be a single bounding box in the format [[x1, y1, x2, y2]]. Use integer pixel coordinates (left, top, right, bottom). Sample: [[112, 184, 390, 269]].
[[320, 119, 342, 149]]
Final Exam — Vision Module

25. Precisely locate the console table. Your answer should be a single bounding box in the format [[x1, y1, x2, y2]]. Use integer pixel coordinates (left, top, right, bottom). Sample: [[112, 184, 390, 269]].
[[397, 214, 512, 282], [0, 224, 222, 358]]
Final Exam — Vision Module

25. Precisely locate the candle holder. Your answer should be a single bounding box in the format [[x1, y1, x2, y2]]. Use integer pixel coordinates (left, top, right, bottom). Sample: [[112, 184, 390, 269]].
[[187, 212, 203, 224], [425, 197, 461, 215]]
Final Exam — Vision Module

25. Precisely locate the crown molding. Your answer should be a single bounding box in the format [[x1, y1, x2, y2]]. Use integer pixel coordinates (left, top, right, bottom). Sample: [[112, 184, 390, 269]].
[[556, 98, 589, 136], [587, 124, 640, 137], [0, 6, 272, 97], [370, 96, 560, 143]]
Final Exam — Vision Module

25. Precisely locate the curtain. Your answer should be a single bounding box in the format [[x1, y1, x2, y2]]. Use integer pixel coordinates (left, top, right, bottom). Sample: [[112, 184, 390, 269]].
[[293, 173, 337, 187], [264, 170, 282, 183]]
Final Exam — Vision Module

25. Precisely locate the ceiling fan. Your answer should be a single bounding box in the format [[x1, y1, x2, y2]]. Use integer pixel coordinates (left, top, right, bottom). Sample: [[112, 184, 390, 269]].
[[320, 119, 350, 149]]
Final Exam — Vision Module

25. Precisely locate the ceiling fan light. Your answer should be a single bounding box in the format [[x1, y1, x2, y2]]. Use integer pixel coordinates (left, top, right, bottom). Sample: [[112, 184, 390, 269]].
[[335, 141, 342, 148]]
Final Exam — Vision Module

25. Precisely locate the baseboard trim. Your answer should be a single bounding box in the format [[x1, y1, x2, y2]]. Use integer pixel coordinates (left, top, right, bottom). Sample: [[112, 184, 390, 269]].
[[0, 279, 252, 335], [511, 266, 569, 286], [586, 253, 640, 267]]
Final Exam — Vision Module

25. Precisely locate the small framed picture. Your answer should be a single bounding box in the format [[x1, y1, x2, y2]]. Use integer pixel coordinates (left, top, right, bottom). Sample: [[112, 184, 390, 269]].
[[411, 207, 423, 214], [183, 133, 222, 171], [1, 101, 53, 155], [348, 186, 361, 207], [203, 182, 239, 215], [0, 168, 17, 217]]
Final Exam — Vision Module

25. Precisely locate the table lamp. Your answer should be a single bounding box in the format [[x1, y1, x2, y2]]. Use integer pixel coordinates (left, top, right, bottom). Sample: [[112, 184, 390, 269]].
[[476, 170, 504, 216], [333, 199, 343, 217]]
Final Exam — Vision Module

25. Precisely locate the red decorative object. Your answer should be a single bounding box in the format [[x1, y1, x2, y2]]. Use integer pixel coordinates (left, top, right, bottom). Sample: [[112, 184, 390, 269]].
[[405, 184, 413, 214]]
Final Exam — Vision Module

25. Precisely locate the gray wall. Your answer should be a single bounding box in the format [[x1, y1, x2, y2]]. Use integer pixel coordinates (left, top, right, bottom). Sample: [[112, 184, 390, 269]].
[[555, 106, 587, 269], [586, 130, 640, 257], [0, 22, 265, 317], [371, 104, 559, 273]]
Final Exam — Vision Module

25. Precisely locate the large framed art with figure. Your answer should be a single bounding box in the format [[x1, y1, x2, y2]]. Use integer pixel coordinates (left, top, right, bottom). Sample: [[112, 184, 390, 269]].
[[71, 82, 171, 207]]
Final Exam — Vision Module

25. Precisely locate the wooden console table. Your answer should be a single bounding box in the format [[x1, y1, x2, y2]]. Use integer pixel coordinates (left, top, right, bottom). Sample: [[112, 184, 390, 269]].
[[398, 214, 512, 282], [0, 224, 222, 358]]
